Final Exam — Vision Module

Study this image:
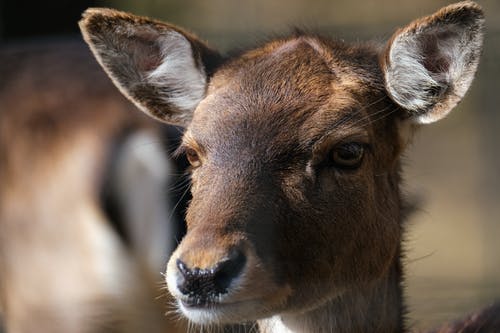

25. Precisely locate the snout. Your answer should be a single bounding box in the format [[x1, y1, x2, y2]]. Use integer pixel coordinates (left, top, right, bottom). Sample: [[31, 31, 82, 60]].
[[166, 240, 250, 308], [165, 234, 292, 324], [175, 248, 247, 307]]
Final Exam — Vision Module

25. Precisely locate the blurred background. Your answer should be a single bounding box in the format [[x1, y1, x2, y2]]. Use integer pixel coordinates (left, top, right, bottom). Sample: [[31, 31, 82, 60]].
[[1, 0, 499, 331]]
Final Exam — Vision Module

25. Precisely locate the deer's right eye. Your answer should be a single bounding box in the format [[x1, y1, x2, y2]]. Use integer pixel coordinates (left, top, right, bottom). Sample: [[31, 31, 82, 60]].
[[186, 148, 201, 168]]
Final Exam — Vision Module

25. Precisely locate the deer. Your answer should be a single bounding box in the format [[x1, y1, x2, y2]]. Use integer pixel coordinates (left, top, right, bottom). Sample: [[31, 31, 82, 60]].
[[79, 1, 500, 332], [0, 39, 189, 332]]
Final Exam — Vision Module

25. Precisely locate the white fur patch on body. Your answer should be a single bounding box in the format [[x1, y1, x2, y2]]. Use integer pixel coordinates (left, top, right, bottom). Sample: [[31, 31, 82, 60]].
[[259, 316, 296, 333]]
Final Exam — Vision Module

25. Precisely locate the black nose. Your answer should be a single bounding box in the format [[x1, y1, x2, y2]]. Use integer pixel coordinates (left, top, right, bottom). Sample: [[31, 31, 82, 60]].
[[176, 249, 246, 302]]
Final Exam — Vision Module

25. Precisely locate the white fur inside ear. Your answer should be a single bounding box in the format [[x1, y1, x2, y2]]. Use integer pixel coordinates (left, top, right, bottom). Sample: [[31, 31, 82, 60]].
[[385, 23, 483, 124], [147, 31, 207, 113], [386, 35, 443, 114]]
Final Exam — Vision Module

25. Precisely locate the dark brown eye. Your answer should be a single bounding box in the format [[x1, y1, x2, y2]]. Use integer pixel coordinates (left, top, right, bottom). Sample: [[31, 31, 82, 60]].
[[331, 143, 365, 169], [186, 148, 201, 168]]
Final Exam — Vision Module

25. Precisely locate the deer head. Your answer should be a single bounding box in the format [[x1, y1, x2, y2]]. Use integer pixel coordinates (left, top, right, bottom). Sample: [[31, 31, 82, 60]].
[[80, 2, 484, 330]]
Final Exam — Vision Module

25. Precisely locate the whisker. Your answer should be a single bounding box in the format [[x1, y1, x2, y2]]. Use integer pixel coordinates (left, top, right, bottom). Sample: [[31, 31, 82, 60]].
[[407, 251, 436, 263], [341, 105, 399, 134], [329, 95, 390, 130], [168, 176, 192, 193], [167, 183, 191, 223]]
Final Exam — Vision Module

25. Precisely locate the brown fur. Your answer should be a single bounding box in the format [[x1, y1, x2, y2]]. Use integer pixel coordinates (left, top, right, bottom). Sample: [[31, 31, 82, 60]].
[[179, 34, 405, 332], [78, 2, 495, 333]]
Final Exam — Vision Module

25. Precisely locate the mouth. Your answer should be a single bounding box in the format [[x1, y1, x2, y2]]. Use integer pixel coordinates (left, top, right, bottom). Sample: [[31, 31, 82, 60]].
[[177, 296, 265, 324], [180, 296, 220, 309], [179, 294, 250, 311]]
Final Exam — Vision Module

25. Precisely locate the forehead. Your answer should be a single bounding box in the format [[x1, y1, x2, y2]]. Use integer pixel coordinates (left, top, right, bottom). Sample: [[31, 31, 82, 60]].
[[188, 36, 384, 150]]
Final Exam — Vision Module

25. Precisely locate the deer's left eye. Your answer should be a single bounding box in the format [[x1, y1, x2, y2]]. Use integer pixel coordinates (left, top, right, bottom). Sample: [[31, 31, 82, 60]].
[[330, 143, 365, 169], [186, 148, 201, 168]]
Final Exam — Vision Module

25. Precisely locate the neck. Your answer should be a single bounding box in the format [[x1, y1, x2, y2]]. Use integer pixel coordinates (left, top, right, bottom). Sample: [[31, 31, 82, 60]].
[[258, 255, 405, 333]]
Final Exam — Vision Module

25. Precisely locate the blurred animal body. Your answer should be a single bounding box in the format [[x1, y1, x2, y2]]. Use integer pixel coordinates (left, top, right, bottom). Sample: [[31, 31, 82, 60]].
[[79, 1, 500, 333], [0, 39, 187, 332]]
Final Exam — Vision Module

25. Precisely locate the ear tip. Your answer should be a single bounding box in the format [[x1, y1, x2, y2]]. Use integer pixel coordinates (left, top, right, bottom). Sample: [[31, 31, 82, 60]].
[[80, 7, 115, 23], [448, 1, 483, 12], [79, 8, 111, 34], [439, 1, 485, 26], [79, 8, 134, 35]]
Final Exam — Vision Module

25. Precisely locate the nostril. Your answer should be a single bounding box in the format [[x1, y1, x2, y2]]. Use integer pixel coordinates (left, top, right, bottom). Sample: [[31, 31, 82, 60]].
[[177, 259, 189, 277], [175, 249, 247, 300], [213, 249, 246, 293], [176, 259, 198, 296]]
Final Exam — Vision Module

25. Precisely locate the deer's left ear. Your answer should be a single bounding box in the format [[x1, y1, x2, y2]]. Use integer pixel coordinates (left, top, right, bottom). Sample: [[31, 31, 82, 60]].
[[381, 1, 484, 124]]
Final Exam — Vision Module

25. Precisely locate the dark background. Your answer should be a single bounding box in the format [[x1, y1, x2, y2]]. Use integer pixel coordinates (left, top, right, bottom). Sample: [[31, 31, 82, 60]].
[[0, 1, 98, 40]]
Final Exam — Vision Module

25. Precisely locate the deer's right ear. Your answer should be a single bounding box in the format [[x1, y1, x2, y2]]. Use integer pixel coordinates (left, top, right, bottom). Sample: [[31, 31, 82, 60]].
[[79, 8, 222, 127], [381, 1, 484, 124]]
